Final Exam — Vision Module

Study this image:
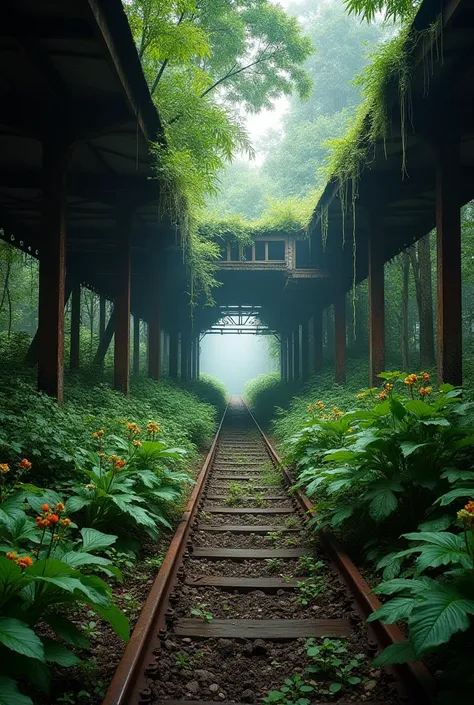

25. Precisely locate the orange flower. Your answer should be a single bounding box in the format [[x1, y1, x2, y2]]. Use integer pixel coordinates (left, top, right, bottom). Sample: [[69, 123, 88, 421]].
[[421, 372, 430, 383], [464, 500, 474, 515], [147, 421, 160, 435], [61, 518, 71, 527], [48, 514, 59, 525], [404, 374, 418, 386], [133, 440, 142, 448], [0, 463, 10, 474], [36, 516, 50, 528], [108, 455, 126, 470], [127, 422, 141, 436], [55, 502, 65, 513], [378, 390, 388, 401], [42, 504, 50, 513], [18, 459, 32, 471], [6, 552, 17, 561], [316, 402, 324, 411], [307, 405, 313, 412], [16, 556, 33, 569], [92, 429, 104, 439], [384, 383, 394, 392], [419, 387, 432, 397]]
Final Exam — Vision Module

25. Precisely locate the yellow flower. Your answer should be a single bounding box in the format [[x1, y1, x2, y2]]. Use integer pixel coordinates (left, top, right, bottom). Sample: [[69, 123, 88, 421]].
[[133, 440, 142, 448], [384, 383, 394, 392], [127, 422, 141, 436], [378, 390, 388, 401], [316, 401, 324, 410], [404, 374, 418, 386], [307, 405, 313, 412], [92, 429, 104, 439], [0, 463, 10, 474], [419, 387, 432, 397]]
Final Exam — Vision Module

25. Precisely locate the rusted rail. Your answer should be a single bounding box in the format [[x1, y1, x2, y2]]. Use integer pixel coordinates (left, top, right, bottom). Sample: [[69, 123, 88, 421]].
[[102, 398, 436, 705], [244, 401, 436, 705], [102, 404, 228, 705]]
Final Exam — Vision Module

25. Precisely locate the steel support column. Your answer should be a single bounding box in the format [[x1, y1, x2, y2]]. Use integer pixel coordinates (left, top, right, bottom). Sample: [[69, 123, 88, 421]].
[[169, 332, 178, 379], [114, 207, 132, 395], [369, 228, 385, 387], [70, 282, 80, 371], [436, 135, 462, 385], [38, 136, 69, 403], [334, 289, 346, 384], [313, 310, 323, 374]]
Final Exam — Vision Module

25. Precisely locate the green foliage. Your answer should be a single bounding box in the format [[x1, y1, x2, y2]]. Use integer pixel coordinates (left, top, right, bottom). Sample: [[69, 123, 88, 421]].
[[369, 516, 474, 665], [225, 481, 246, 507], [68, 426, 192, 539], [344, 0, 420, 23], [305, 638, 365, 695], [124, 0, 313, 303], [190, 603, 214, 622], [289, 374, 474, 550], [263, 674, 314, 705], [0, 468, 128, 704]]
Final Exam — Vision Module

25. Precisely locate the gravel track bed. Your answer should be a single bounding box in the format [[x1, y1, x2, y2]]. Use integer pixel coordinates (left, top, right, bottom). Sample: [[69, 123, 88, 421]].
[[203, 499, 294, 509], [192, 530, 308, 549], [151, 636, 399, 703], [198, 513, 298, 526], [185, 558, 311, 578]]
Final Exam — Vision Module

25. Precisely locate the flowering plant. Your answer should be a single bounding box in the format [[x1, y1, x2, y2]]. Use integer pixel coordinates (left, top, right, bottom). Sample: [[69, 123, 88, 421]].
[[0, 459, 128, 704], [67, 423, 191, 538]]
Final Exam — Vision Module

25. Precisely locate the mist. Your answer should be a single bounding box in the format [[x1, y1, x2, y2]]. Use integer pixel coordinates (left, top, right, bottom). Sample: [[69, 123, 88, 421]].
[[200, 334, 278, 395]]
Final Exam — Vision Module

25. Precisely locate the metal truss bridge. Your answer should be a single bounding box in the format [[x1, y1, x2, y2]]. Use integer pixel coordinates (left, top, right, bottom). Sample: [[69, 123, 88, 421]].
[[201, 306, 278, 338]]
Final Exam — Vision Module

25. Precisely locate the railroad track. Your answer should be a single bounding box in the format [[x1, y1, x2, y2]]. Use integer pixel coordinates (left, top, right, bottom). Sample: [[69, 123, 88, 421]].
[[103, 399, 435, 705]]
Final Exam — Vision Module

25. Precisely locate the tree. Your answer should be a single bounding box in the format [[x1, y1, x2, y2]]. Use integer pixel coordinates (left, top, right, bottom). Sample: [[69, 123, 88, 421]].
[[343, 0, 420, 23], [409, 234, 435, 368], [124, 0, 313, 213]]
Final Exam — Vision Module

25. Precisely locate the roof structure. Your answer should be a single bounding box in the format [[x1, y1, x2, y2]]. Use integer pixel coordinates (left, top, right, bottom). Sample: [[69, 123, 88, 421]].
[[0, 0, 177, 322], [308, 0, 474, 300]]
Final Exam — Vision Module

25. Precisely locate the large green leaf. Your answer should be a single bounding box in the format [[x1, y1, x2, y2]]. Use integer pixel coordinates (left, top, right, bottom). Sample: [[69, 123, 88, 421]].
[[402, 532, 471, 572], [61, 552, 123, 581], [0, 618, 44, 661], [437, 487, 474, 506], [368, 597, 416, 624], [372, 577, 434, 596], [44, 614, 90, 649], [405, 400, 434, 418], [80, 527, 117, 553], [25, 489, 63, 515], [0, 677, 33, 705], [441, 468, 474, 483], [0, 556, 24, 596], [373, 640, 416, 666], [409, 585, 474, 655], [400, 442, 427, 458], [368, 488, 398, 520], [93, 603, 130, 641], [65, 496, 90, 513], [42, 637, 81, 666]]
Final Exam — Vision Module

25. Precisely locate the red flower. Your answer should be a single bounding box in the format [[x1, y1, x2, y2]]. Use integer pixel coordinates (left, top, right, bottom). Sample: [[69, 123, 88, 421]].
[[47, 514, 59, 525], [42, 504, 50, 513]]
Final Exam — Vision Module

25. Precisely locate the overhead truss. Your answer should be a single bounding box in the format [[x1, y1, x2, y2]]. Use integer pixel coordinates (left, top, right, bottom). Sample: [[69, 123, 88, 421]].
[[201, 305, 278, 338]]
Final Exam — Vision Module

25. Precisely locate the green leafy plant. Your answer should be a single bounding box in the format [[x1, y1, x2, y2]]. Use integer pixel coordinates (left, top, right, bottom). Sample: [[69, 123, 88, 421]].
[[295, 577, 325, 606], [305, 638, 365, 694], [266, 558, 283, 574], [266, 531, 281, 548], [369, 499, 474, 665], [175, 652, 189, 668], [225, 481, 246, 506], [297, 555, 325, 576], [68, 425, 191, 539], [190, 603, 214, 622], [263, 674, 314, 705]]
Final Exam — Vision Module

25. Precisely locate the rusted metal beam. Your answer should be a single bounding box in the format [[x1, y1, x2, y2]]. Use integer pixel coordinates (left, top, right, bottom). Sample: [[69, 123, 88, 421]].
[[334, 289, 346, 384], [113, 207, 132, 394], [37, 136, 70, 403], [69, 282, 80, 371], [435, 135, 462, 386], [368, 226, 385, 387]]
